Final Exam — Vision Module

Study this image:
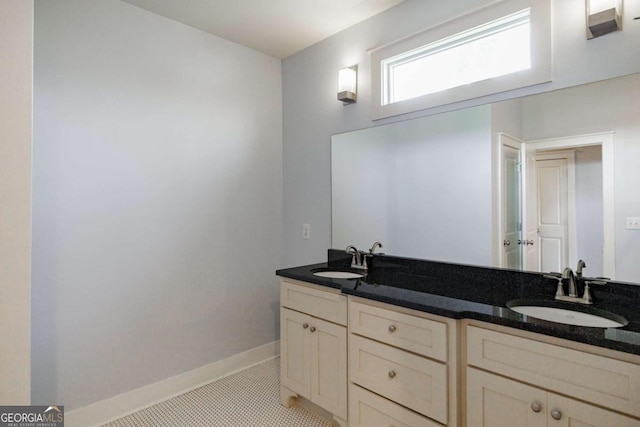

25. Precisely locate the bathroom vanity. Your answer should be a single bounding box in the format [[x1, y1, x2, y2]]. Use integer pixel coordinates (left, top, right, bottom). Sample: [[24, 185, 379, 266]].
[[276, 251, 640, 427], [280, 279, 348, 426]]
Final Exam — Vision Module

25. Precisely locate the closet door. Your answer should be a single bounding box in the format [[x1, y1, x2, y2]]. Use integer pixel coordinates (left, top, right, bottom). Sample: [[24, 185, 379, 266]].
[[280, 308, 310, 397], [467, 367, 546, 427]]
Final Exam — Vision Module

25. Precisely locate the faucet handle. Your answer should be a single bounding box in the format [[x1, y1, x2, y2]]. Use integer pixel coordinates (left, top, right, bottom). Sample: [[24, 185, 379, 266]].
[[576, 259, 586, 277], [582, 282, 595, 304], [345, 245, 360, 266], [581, 279, 609, 305], [544, 274, 565, 297]]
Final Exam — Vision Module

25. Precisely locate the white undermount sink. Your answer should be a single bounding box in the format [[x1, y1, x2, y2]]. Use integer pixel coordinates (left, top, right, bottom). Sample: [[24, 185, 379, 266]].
[[311, 269, 364, 279], [507, 299, 627, 328]]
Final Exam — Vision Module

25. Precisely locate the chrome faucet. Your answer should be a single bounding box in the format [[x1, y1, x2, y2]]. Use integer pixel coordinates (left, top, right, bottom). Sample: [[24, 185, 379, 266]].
[[546, 264, 605, 305], [346, 242, 383, 270], [369, 241, 383, 254], [576, 259, 586, 278], [563, 267, 579, 297], [346, 245, 366, 270]]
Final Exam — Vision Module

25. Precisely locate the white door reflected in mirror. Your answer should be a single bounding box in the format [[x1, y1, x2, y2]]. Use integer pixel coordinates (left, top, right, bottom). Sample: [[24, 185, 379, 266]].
[[517, 134, 613, 278], [498, 133, 610, 278], [499, 135, 523, 270]]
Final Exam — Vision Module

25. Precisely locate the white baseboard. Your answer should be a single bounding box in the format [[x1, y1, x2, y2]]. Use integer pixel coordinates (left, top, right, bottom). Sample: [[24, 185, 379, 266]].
[[66, 340, 280, 427]]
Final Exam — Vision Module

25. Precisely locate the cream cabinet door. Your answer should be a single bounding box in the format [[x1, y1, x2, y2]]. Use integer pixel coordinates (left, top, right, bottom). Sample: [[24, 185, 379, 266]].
[[467, 367, 640, 427], [467, 367, 546, 427], [280, 308, 310, 398], [281, 306, 348, 420], [309, 315, 348, 420], [547, 394, 640, 427]]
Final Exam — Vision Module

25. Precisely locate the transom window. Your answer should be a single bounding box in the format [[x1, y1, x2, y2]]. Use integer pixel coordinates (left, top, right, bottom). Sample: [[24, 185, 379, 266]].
[[370, 0, 551, 120], [383, 9, 531, 105]]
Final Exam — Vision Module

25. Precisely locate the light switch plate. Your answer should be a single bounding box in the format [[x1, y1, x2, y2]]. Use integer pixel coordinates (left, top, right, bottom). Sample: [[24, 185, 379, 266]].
[[626, 217, 640, 230], [302, 224, 311, 239]]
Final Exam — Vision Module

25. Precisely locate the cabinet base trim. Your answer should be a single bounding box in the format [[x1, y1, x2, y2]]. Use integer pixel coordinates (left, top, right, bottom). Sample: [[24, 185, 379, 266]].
[[282, 386, 348, 427]]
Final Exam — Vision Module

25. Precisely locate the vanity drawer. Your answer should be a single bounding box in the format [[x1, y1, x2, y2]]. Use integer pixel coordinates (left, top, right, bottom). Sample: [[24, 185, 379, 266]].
[[349, 383, 443, 427], [466, 325, 640, 418], [280, 279, 347, 325], [350, 334, 448, 424], [350, 300, 447, 361]]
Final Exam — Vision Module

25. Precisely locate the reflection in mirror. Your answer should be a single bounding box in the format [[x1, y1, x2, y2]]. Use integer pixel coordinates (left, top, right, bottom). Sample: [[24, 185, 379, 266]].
[[501, 134, 612, 278], [519, 133, 614, 279], [332, 73, 640, 283], [332, 106, 493, 268], [497, 132, 610, 277], [499, 134, 523, 270]]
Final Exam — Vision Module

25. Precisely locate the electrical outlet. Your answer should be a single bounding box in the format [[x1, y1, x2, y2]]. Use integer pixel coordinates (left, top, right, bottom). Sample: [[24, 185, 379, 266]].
[[626, 217, 640, 230], [302, 224, 311, 239]]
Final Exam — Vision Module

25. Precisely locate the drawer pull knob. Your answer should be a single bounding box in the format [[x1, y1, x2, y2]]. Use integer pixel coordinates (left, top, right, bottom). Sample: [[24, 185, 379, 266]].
[[302, 323, 309, 329], [388, 370, 396, 379], [531, 401, 542, 413], [388, 325, 397, 333], [310, 326, 316, 333], [550, 408, 562, 420]]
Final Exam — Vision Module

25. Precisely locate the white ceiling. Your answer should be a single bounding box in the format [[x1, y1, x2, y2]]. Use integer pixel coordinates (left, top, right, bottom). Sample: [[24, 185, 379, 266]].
[[121, 0, 405, 59]]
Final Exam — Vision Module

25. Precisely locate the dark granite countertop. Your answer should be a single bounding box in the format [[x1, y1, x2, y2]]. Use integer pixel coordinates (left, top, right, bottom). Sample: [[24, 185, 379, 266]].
[[276, 251, 640, 357]]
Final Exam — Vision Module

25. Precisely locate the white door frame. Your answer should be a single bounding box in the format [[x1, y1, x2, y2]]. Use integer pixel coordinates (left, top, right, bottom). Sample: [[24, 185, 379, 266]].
[[0, 0, 33, 404], [526, 132, 615, 278], [494, 133, 524, 269]]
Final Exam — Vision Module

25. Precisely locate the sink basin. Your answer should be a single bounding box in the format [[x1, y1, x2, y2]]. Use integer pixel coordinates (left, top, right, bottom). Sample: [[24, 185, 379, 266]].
[[311, 268, 364, 279], [507, 299, 627, 328]]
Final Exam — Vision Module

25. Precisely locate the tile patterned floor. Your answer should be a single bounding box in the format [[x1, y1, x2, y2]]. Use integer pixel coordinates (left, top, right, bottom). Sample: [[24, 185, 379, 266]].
[[103, 357, 332, 427]]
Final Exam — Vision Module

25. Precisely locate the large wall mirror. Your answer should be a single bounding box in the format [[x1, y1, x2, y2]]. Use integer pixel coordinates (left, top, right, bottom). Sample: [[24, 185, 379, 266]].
[[332, 73, 640, 283]]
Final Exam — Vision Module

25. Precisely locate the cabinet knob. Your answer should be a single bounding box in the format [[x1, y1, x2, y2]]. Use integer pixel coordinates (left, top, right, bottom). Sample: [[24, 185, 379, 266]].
[[388, 325, 397, 333], [531, 401, 542, 413], [302, 323, 309, 329], [310, 326, 316, 333], [550, 408, 562, 420], [388, 370, 396, 379]]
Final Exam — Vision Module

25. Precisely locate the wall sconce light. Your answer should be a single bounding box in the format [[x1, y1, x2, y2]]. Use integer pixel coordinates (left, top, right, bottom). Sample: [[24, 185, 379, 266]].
[[338, 65, 357, 105], [586, 0, 622, 39]]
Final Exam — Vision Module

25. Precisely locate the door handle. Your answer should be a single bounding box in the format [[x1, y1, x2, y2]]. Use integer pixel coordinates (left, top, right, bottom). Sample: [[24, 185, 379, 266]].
[[516, 239, 534, 245], [503, 240, 511, 246]]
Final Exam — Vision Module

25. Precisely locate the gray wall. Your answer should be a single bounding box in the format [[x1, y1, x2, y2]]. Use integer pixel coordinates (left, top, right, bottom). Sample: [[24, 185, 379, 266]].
[[282, 0, 640, 269], [392, 107, 493, 264], [575, 146, 603, 276], [32, 0, 282, 409], [332, 126, 394, 252], [332, 106, 493, 265]]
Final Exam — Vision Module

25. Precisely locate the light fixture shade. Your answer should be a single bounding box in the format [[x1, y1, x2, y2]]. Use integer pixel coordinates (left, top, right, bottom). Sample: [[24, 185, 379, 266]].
[[338, 66, 357, 104], [586, 0, 622, 39]]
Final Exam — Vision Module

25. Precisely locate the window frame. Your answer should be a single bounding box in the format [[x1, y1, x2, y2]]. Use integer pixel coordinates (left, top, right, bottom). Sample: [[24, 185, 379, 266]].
[[370, 0, 551, 120]]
